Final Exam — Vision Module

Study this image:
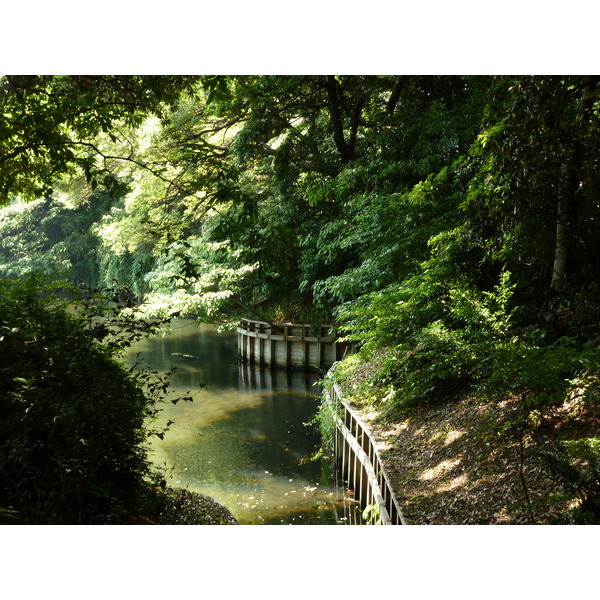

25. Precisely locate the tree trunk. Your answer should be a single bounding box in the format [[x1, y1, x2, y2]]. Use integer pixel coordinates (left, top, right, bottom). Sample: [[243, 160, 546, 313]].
[[551, 162, 575, 289], [550, 78, 598, 290], [386, 76, 407, 116], [323, 76, 355, 163]]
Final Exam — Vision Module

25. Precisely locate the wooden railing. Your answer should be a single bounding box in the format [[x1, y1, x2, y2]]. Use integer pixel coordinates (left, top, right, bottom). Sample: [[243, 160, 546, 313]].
[[237, 318, 353, 371], [325, 377, 407, 525]]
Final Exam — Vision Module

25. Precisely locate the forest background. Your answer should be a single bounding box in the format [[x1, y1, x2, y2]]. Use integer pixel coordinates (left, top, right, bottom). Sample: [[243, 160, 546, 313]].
[[1, 5, 598, 597], [2, 76, 599, 523], [2, 78, 600, 480]]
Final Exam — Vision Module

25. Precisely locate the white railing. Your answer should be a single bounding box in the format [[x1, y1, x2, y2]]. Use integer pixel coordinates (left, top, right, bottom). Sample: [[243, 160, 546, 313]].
[[325, 378, 407, 525], [237, 318, 352, 371]]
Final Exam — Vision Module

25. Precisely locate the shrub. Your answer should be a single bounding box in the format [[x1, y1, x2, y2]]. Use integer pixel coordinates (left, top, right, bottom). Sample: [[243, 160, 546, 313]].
[[0, 275, 172, 524], [540, 438, 600, 524], [337, 265, 600, 419]]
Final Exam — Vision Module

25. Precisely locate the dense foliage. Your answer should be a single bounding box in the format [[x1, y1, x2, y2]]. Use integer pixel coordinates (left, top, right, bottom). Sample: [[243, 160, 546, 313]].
[[1, 75, 599, 523], [0, 276, 179, 523]]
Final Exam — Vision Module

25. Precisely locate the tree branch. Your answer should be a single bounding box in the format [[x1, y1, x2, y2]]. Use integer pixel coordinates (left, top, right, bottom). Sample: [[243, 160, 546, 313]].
[[323, 76, 354, 163], [386, 76, 407, 116]]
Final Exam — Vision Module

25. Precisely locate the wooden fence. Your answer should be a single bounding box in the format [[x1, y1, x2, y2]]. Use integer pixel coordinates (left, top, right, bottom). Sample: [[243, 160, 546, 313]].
[[237, 318, 352, 371], [325, 378, 407, 525]]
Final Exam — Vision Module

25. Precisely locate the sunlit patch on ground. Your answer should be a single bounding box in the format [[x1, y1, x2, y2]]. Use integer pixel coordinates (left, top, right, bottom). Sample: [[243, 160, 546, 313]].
[[432, 473, 469, 494], [419, 457, 462, 481], [443, 430, 465, 446]]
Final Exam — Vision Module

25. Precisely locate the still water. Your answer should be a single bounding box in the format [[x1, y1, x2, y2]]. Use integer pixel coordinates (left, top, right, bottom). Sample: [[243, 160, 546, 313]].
[[125, 319, 359, 524]]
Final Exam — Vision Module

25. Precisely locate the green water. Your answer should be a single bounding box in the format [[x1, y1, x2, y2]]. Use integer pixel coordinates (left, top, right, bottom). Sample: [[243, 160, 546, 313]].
[[125, 319, 360, 524]]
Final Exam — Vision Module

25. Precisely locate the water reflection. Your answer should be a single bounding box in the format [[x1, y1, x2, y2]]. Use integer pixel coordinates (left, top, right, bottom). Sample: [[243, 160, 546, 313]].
[[125, 319, 361, 524]]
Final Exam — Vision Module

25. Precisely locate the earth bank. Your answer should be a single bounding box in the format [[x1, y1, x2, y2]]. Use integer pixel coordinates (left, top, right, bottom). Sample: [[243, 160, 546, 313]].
[[343, 388, 599, 525]]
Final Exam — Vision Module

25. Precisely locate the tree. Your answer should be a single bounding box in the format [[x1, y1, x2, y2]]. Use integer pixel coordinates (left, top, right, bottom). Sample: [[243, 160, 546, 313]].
[[0, 76, 493, 324], [462, 76, 600, 298], [0, 75, 199, 203], [551, 77, 599, 290], [0, 189, 117, 285]]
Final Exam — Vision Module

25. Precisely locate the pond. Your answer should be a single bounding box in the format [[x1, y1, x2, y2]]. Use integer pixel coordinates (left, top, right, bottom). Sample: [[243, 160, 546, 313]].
[[124, 319, 362, 524]]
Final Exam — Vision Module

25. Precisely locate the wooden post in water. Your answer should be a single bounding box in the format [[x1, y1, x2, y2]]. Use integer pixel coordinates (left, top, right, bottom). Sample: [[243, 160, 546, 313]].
[[237, 318, 352, 372]]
